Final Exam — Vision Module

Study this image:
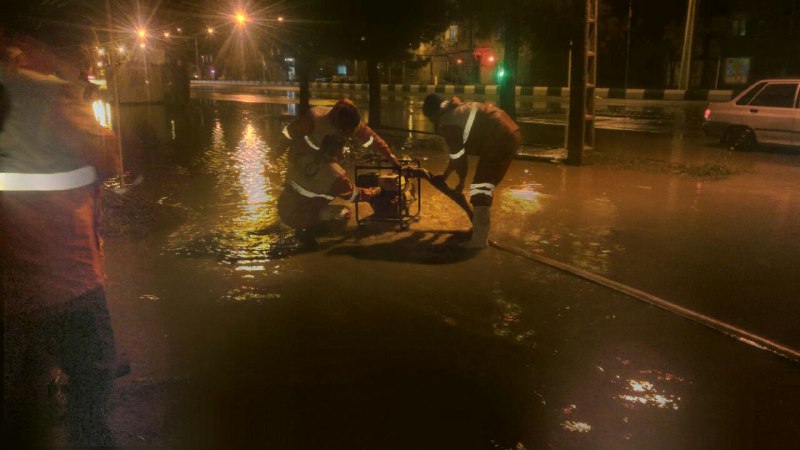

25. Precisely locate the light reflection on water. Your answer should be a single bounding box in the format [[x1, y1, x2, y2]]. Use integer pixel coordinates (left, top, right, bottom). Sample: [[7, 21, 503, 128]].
[[615, 370, 683, 411], [165, 106, 298, 268], [494, 175, 623, 275]]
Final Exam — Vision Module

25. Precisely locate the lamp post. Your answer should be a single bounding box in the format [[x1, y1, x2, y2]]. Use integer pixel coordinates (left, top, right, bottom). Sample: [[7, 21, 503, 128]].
[[678, 0, 698, 90]]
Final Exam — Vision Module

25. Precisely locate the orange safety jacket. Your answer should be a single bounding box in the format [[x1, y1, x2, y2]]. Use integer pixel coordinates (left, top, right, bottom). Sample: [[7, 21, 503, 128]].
[[1, 66, 118, 316], [436, 99, 520, 201], [278, 150, 378, 230], [280, 105, 395, 162]]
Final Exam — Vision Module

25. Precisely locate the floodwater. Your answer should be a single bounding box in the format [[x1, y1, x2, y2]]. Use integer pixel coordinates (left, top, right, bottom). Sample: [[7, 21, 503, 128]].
[[99, 88, 800, 448], [178, 86, 800, 349]]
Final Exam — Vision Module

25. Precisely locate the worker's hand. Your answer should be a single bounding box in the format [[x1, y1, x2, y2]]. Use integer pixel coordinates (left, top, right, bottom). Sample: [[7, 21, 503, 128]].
[[389, 154, 402, 168], [402, 167, 430, 180], [111, 174, 143, 195]]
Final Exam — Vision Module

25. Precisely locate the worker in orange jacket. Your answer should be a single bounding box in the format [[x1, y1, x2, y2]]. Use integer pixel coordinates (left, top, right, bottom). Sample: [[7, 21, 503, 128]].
[[422, 94, 521, 248], [278, 134, 382, 246], [1, 34, 121, 447], [277, 98, 401, 167]]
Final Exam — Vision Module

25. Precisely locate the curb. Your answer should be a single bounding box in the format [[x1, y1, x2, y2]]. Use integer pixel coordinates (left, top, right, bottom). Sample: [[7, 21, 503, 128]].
[[191, 80, 733, 102]]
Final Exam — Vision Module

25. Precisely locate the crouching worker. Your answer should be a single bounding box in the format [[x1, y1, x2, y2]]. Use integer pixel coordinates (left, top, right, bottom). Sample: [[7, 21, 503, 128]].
[[422, 94, 521, 248], [278, 135, 381, 246]]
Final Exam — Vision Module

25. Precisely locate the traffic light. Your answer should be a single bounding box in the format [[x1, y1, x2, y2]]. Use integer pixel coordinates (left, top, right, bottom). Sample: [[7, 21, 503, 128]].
[[496, 64, 506, 81]]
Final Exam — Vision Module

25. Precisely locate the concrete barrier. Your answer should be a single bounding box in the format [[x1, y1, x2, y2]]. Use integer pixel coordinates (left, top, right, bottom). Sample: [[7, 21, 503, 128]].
[[190, 80, 734, 102]]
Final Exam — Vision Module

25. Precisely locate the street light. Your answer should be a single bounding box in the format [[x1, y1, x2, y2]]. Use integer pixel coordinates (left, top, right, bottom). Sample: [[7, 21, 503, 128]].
[[235, 12, 248, 26]]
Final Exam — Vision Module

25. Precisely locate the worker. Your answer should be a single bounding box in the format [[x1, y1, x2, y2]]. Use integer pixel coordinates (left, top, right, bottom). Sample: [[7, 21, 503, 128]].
[[422, 94, 521, 248], [1, 34, 121, 447], [278, 134, 382, 246], [277, 97, 401, 167]]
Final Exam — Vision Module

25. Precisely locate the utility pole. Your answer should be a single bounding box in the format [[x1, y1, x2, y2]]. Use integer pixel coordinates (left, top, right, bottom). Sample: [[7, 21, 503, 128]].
[[106, 0, 125, 186], [566, 0, 598, 166], [678, 0, 698, 90], [194, 37, 200, 79]]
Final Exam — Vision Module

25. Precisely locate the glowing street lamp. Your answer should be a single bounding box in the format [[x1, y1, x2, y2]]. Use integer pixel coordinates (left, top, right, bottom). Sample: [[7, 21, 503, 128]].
[[137, 28, 147, 39], [207, 27, 215, 34], [235, 11, 248, 26]]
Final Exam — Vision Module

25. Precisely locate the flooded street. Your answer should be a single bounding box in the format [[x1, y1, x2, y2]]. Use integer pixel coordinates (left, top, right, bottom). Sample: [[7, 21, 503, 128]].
[[100, 89, 800, 448]]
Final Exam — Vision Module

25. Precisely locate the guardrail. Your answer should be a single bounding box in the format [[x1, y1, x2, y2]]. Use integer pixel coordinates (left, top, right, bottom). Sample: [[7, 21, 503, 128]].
[[191, 80, 733, 102]]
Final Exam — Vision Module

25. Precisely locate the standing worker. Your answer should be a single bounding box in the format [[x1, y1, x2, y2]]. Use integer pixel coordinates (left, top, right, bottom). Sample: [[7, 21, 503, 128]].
[[1, 34, 121, 447], [422, 94, 521, 248]]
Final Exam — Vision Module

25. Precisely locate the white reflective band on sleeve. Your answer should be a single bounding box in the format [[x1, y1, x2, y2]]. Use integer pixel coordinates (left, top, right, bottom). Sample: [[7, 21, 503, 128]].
[[282, 126, 292, 140], [290, 180, 334, 200], [463, 104, 478, 144], [303, 135, 320, 150], [469, 182, 496, 197], [361, 136, 374, 148], [449, 148, 465, 159], [0, 166, 97, 191], [347, 189, 360, 202]]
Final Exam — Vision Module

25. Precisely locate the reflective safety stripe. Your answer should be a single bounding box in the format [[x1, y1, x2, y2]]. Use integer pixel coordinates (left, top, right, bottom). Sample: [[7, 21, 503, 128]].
[[304, 135, 320, 150], [361, 136, 374, 148], [450, 148, 466, 159], [290, 180, 334, 200], [449, 104, 477, 160], [0, 166, 97, 191], [347, 189, 360, 202], [282, 126, 292, 140], [462, 104, 478, 144], [469, 182, 495, 198]]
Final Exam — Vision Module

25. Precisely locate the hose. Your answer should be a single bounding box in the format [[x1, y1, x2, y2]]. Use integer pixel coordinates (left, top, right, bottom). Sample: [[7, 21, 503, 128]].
[[489, 239, 800, 363]]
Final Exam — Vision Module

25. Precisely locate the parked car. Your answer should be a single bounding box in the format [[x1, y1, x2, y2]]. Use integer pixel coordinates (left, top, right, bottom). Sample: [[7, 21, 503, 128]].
[[703, 79, 800, 150]]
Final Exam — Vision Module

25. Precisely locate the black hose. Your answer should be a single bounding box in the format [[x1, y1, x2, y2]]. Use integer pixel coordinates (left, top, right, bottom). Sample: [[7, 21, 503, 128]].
[[489, 239, 800, 363]]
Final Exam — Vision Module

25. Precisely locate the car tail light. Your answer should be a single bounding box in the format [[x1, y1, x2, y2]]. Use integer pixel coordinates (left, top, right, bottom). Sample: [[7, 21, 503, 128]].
[[704, 107, 711, 120]]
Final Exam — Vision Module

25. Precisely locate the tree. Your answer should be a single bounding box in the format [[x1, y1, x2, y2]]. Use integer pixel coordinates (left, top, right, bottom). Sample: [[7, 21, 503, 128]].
[[275, 0, 450, 123], [449, 0, 572, 119]]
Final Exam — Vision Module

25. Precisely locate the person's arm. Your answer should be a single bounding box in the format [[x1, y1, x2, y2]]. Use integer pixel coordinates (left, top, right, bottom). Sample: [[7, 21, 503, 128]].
[[55, 82, 120, 182], [331, 174, 381, 202], [439, 125, 468, 192], [354, 124, 400, 167], [275, 113, 313, 158]]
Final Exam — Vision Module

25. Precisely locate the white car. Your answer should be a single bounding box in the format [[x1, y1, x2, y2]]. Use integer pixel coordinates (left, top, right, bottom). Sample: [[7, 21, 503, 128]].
[[703, 79, 800, 150]]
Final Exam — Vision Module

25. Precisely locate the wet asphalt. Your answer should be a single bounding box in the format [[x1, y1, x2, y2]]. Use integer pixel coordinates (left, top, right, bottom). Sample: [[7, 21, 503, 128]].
[[98, 92, 800, 449]]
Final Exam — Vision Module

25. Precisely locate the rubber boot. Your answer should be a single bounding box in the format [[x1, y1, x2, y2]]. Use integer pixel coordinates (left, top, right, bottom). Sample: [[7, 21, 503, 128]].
[[460, 205, 490, 249]]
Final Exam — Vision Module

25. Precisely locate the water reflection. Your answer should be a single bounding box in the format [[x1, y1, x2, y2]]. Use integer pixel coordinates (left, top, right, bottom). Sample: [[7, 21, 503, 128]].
[[615, 370, 683, 411], [560, 420, 592, 433], [166, 105, 298, 266]]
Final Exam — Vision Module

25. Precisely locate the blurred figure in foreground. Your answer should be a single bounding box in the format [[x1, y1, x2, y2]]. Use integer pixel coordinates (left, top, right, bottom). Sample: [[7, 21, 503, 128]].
[[422, 94, 521, 248], [1, 33, 121, 447]]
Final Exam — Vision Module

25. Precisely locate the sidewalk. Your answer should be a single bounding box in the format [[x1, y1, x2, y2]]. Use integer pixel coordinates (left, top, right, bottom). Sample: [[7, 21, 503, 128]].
[[100, 139, 800, 449]]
